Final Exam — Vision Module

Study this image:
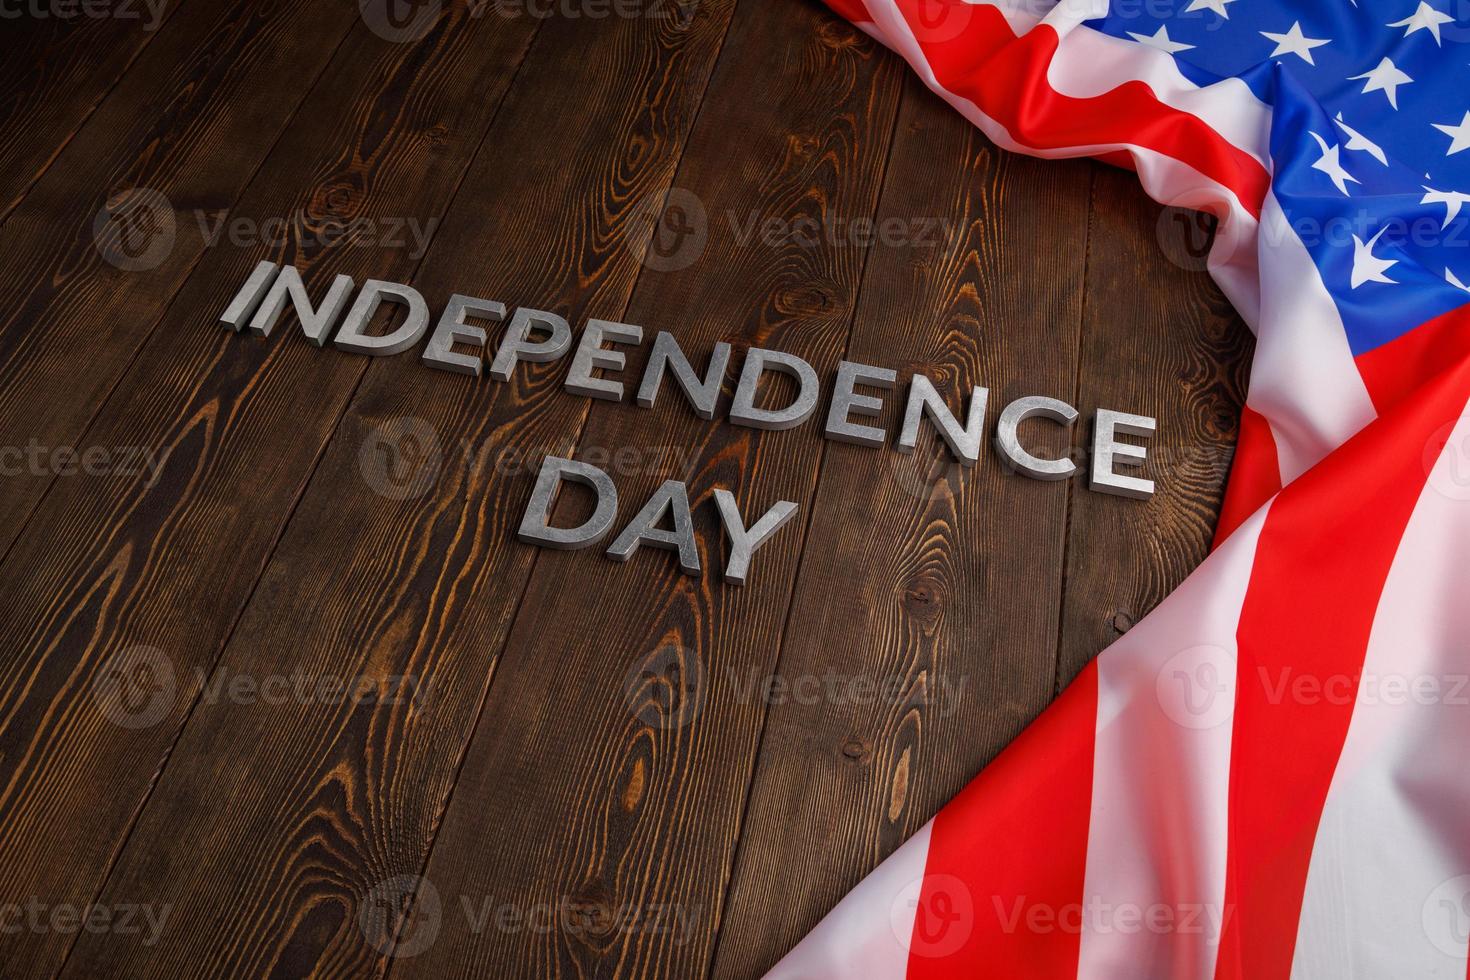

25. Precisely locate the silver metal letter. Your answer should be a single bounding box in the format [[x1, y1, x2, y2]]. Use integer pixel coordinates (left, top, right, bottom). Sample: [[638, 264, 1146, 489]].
[[488, 308, 573, 382], [824, 360, 896, 448], [517, 456, 619, 550], [897, 375, 988, 466], [635, 330, 730, 420], [714, 489, 798, 587], [423, 295, 505, 377], [332, 279, 430, 356], [565, 319, 644, 401], [1091, 409, 1156, 500], [995, 395, 1079, 481], [605, 479, 700, 574], [249, 265, 355, 346], [728, 349, 820, 431], [220, 260, 278, 332]]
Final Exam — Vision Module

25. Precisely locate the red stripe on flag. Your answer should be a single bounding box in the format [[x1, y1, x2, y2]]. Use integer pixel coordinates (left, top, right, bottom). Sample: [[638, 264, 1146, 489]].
[[908, 662, 1098, 978], [1356, 301, 1470, 417], [894, 1, 1269, 219], [1214, 355, 1470, 979], [1213, 406, 1280, 548]]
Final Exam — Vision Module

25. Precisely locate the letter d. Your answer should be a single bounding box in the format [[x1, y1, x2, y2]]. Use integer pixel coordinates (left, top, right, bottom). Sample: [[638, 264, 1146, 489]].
[[517, 456, 619, 549]]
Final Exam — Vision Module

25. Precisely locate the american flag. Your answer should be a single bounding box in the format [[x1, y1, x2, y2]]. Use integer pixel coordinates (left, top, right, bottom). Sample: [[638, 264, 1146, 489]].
[[768, 1, 1470, 977]]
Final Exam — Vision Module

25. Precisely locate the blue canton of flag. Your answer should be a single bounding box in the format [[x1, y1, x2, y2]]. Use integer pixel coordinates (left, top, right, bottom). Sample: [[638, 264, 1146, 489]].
[[1090, 0, 1470, 355]]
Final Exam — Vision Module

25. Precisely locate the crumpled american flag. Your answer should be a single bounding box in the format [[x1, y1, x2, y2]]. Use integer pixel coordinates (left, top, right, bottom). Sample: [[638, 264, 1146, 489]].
[[769, 1, 1470, 977]]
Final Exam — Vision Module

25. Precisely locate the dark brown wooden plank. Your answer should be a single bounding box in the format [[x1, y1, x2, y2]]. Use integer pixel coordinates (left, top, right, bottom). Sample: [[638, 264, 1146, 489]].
[[52, 4, 739, 977], [0, 0, 176, 223], [708, 72, 1096, 979], [0, 7, 543, 976], [1053, 168, 1251, 690], [391, 10, 905, 980], [0, 0, 362, 557], [0, 7, 1253, 980]]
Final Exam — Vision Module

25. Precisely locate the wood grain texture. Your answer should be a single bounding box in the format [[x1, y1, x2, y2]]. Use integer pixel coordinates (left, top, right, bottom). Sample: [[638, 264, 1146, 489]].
[[708, 73, 1096, 979], [0, 5, 541, 976], [55, 2, 739, 977], [1053, 167, 1252, 691], [393, 7, 904, 980], [0, 0, 360, 557], [0, 0, 176, 223], [0, 1, 1252, 977]]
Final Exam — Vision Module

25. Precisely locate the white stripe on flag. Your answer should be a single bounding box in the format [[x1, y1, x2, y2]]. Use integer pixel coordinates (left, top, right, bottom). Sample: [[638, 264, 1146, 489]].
[[1077, 504, 1269, 980], [1289, 407, 1470, 979], [765, 822, 933, 979], [1042, 20, 1272, 170], [1038, 19, 1270, 329], [1248, 193, 1377, 484]]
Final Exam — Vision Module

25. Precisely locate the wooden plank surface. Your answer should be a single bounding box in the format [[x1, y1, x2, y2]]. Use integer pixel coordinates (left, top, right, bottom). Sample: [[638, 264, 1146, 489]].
[[710, 73, 1095, 980], [0, 0, 362, 555], [0, 1, 1251, 977], [0, 0, 175, 223], [56, 2, 740, 977], [0, 4, 540, 975], [395, 4, 905, 976], [1054, 169, 1252, 690]]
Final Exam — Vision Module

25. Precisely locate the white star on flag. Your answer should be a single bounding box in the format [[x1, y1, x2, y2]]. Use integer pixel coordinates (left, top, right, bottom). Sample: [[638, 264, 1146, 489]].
[[1349, 57, 1413, 109], [1185, 0, 1237, 18], [1261, 22, 1331, 64], [1389, 2, 1455, 45], [1309, 133, 1359, 194], [1334, 114, 1388, 164], [1434, 112, 1470, 155], [1351, 226, 1398, 288], [1422, 186, 1470, 227], [1127, 25, 1196, 53]]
